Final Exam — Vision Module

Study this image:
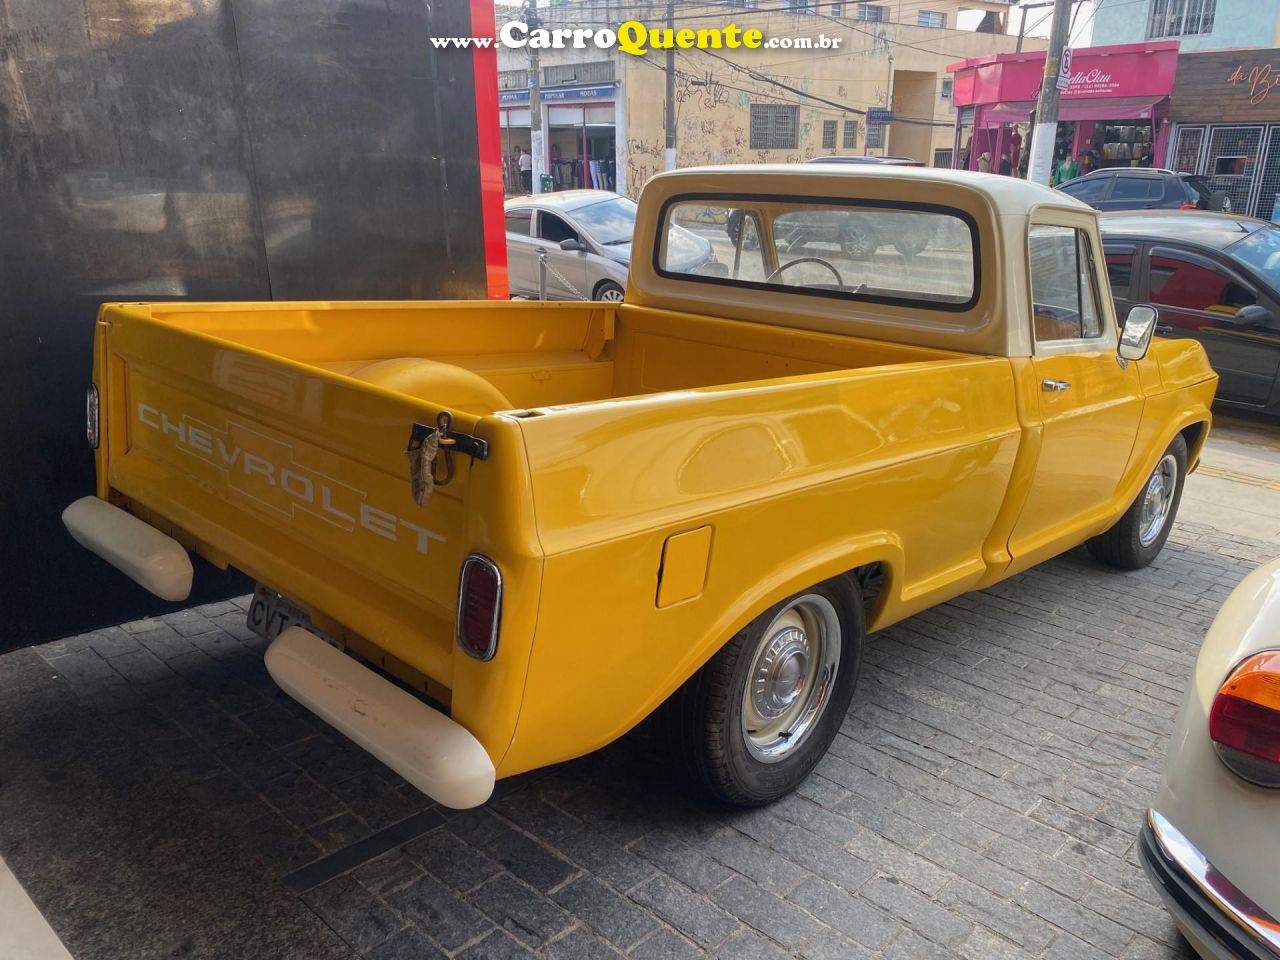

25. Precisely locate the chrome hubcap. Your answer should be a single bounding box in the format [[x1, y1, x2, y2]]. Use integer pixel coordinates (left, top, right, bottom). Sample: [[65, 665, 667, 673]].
[[1139, 453, 1178, 546], [741, 595, 841, 763]]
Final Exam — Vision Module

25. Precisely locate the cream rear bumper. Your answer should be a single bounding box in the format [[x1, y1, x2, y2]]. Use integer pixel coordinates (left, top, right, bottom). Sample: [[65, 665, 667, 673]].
[[62, 496, 193, 601], [265, 627, 495, 809]]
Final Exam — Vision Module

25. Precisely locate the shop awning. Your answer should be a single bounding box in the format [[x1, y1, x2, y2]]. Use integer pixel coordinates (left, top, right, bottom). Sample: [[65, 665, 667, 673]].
[[981, 95, 1167, 124]]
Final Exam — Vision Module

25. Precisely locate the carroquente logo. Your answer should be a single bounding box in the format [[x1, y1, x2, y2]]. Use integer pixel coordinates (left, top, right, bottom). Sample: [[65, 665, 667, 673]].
[[429, 21, 844, 54]]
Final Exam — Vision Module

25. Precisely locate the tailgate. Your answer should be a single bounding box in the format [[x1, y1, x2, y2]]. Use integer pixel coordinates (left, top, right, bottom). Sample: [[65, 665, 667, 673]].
[[96, 304, 530, 694]]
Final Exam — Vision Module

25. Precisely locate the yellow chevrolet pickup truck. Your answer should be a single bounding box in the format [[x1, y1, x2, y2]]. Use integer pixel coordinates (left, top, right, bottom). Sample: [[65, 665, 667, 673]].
[[65, 165, 1216, 809]]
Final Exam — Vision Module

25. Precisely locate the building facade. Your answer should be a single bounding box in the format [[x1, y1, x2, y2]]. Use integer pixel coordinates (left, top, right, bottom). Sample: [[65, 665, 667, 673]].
[[1165, 48, 1280, 220], [948, 42, 1180, 178], [1091, 0, 1280, 54], [496, 0, 1041, 197]]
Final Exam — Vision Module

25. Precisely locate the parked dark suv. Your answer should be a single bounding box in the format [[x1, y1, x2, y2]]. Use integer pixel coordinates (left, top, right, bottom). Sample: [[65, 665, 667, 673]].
[[1057, 168, 1231, 212]]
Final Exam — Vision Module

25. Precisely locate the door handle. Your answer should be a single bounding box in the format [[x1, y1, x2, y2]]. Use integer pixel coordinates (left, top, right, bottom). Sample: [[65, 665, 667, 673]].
[[1040, 379, 1072, 392]]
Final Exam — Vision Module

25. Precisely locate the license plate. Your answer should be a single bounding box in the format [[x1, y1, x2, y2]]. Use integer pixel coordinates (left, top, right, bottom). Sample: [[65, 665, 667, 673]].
[[247, 585, 342, 650]]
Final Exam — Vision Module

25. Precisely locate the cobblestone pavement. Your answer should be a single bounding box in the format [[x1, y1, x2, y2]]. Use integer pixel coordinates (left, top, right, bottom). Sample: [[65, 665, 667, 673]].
[[3, 511, 1277, 959]]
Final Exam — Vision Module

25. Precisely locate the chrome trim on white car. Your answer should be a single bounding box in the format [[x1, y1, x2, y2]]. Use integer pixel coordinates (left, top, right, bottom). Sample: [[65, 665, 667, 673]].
[[1146, 809, 1280, 958]]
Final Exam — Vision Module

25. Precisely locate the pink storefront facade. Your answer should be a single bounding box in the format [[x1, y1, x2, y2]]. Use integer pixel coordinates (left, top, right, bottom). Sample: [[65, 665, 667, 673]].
[[947, 42, 1180, 177]]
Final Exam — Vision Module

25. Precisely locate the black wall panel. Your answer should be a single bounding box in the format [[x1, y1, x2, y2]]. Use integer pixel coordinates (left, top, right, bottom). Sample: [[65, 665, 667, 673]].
[[0, 0, 491, 647]]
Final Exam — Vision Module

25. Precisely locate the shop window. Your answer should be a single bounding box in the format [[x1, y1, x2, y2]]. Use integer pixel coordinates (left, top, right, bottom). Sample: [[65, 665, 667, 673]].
[[538, 212, 579, 245], [941, 79, 953, 100], [1103, 243, 1136, 302], [822, 121, 837, 149], [933, 148, 953, 169], [917, 10, 946, 27], [750, 104, 799, 150], [1171, 127, 1205, 174], [1029, 225, 1103, 343], [856, 4, 887, 21], [843, 120, 858, 148], [1148, 248, 1255, 317], [865, 124, 884, 149], [1147, 0, 1215, 38], [1110, 177, 1164, 202], [505, 208, 532, 236]]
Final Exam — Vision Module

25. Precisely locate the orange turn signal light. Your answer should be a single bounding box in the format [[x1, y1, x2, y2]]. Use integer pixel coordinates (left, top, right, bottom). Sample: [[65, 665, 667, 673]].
[[1209, 650, 1280, 788]]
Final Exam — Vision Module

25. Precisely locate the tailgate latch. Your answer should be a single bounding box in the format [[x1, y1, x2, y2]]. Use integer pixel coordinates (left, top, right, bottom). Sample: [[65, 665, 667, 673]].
[[406, 412, 490, 507]]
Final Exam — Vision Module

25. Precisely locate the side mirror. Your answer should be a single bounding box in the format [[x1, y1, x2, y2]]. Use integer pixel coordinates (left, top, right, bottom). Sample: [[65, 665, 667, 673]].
[[1228, 303, 1273, 329], [559, 238, 584, 252], [1119, 304, 1159, 361]]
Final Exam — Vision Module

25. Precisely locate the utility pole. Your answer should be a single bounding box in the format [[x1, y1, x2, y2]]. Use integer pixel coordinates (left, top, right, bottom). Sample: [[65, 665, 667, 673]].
[[526, 0, 546, 192], [664, 0, 676, 171], [1025, 0, 1073, 185]]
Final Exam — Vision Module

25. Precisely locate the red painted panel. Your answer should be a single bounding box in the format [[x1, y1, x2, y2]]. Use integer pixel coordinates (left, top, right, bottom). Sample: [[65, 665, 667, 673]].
[[470, 0, 509, 299]]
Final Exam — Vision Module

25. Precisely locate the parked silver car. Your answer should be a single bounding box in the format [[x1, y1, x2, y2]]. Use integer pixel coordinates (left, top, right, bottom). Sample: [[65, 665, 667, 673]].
[[504, 190, 712, 301]]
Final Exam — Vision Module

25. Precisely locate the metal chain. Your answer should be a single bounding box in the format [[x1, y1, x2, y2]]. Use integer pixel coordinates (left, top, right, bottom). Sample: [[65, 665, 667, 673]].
[[538, 251, 590, 302]]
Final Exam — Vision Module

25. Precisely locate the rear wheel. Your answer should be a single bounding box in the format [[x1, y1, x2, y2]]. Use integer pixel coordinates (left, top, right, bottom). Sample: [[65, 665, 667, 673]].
[[1086, 433, 1187, 569], [668, 578, 863, 805]]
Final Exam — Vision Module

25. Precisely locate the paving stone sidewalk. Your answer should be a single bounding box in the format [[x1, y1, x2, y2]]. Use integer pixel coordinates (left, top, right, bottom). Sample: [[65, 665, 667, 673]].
[[8, 518, 1276, 960]]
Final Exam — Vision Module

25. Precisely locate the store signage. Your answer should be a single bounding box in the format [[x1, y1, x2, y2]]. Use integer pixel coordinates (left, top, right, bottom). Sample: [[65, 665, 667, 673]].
[[1056, 48, 1072, 92], [499, 83, 616, 105], [1226, 62, 1280, 105], [867, 108, 893, 124]]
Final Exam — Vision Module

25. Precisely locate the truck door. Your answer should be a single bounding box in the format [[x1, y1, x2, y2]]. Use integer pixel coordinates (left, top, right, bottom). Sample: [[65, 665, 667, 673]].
[[1009, 220, 1144, 563]]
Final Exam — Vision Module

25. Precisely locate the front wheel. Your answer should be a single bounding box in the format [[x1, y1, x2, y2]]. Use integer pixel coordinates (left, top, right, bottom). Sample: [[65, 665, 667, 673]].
[[594, 281, 625, 302], [1086, 433, 1187, 569], [667, 578, 863, 805]]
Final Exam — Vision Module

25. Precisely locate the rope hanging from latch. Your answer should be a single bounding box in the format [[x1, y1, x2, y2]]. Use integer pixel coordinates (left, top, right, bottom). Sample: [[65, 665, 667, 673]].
[[406, 411, 457, 507]]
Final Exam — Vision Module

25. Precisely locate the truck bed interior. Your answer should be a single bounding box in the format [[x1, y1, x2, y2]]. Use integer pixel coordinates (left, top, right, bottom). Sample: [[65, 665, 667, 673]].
[[144, 301, 961, 414]]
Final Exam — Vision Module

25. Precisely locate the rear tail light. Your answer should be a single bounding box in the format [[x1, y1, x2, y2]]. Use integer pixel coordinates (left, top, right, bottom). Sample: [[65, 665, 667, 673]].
[[456, 555, 502, 661], [1178, 203, 1198, 210], [1209, 650, 1280, 787], [86, 383, 100, 449]]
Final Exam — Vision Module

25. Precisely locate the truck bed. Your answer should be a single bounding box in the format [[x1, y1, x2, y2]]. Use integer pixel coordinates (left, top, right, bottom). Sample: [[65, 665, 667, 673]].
[[93, 298, 1018, 770]]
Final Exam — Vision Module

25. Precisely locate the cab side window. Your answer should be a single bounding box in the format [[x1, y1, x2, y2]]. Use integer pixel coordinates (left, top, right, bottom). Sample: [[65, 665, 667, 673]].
[[539, 212, 579, 245], [1103, 243, 1136, 302], [1030, 224, 1104, 344], [1059, 177, 1109, 203]]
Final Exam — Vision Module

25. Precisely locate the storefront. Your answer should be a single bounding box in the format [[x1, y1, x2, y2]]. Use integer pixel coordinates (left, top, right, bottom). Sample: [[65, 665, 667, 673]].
[[1166, 49, 1280, 221], [499, 81, 624, 195], [947, 42, 1179, 181]]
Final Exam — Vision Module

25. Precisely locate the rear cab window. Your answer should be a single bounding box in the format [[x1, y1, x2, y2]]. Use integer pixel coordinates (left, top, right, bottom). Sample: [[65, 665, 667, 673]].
[[657, 195, 979, 311]]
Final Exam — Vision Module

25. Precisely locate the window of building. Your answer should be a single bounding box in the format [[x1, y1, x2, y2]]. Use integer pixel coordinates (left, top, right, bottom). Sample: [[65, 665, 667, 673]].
[[917, 10, 946, 27], [856, 3, 888, 21], [843, 120, 858, 148], [822, 120, 837, 149], [784, 0, 815, 11], [865, 123, 885, 148], [1029, 225, 1104, 343], [933, 148, 953, 168], [830, 1, 844, 13], [1147, 0, 1215, 38], [750, 104, 799, 150], [941, 79, 954, 100]]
